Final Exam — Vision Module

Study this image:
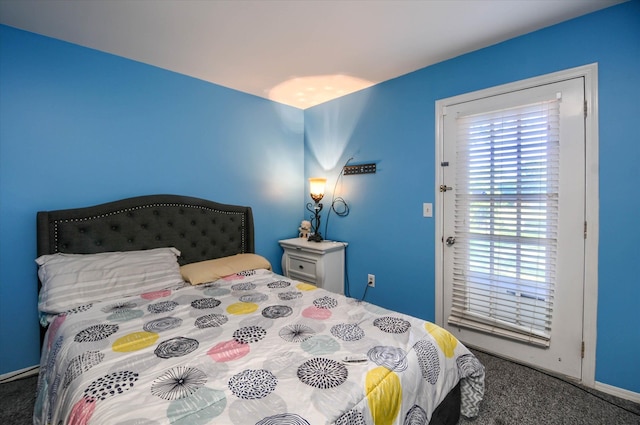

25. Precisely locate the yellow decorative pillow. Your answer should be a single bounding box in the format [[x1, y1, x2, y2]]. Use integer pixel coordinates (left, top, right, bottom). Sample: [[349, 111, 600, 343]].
[[180, 253, 272, 285]]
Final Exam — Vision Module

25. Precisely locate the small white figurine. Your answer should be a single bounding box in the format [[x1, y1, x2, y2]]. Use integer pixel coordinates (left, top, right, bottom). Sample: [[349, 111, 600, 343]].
[[298, 220, 311, 238]]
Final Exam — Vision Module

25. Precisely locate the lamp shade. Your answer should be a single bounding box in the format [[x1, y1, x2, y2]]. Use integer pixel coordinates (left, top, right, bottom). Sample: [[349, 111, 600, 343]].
[[309, 178, 326, 202]]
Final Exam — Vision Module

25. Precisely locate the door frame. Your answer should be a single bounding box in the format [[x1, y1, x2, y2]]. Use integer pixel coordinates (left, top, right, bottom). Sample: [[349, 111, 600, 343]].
[[434, 63, 599, 386]]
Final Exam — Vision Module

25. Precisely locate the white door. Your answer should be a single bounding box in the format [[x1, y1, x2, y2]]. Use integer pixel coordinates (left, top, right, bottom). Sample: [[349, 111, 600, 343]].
[[440, 77, 585, 379]]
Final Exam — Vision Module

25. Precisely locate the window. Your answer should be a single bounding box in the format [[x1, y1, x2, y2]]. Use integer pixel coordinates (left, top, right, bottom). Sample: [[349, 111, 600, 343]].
[[448, 99, 560, 346]]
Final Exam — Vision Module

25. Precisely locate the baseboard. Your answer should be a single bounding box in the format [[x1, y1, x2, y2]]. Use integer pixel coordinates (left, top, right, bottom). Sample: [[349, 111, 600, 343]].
[[0, 365, 39, 383], [595, 381, 640, 403]]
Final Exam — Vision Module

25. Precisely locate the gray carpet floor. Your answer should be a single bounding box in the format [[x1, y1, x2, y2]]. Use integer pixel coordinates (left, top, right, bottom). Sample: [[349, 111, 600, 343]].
[[459, 350, 640, 425], [1, 349, 638, 424]]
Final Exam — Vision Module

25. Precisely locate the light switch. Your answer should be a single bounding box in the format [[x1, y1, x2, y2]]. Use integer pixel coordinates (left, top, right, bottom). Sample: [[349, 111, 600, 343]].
[[423, 203, 433, 217]]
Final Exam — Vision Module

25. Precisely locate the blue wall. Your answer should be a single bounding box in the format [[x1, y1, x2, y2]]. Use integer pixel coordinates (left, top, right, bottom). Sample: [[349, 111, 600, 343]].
[[304, 1, 639, 393], [0, 26, 304, 374], [2, 1, 638, 395]]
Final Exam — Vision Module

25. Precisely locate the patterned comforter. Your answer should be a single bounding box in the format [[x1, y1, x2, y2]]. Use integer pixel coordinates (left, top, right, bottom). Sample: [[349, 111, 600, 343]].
[[34, 269, 484, 424]]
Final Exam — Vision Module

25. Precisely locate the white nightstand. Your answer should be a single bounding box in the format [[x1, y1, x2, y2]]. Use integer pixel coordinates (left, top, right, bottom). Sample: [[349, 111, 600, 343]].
[[279, 238, 348, 295]]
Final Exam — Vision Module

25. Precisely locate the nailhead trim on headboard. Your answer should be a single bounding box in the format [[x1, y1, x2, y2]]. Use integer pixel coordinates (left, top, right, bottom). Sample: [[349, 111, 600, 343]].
[[37, 195, 254, 267], [51, 203, 246, 257]]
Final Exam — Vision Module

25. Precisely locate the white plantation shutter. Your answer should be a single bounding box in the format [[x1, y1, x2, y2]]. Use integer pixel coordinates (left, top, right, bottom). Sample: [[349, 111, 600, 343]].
[[448, 99, 560, 347]]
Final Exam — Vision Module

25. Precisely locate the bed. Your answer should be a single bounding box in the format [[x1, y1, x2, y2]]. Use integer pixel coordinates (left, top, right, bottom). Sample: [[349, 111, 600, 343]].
[[33, 194, 484, 425]]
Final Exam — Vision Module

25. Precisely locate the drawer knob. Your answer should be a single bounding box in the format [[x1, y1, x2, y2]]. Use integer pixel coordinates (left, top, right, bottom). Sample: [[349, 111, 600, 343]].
[[298, 265, 304, 269]]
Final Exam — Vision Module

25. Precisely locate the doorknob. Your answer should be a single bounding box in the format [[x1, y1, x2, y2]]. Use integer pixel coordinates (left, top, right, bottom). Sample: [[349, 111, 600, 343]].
[[446, 236, 456, 246]]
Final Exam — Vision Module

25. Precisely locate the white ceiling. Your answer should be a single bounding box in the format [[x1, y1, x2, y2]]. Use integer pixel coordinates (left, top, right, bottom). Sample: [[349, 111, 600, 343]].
[[0, 0, 624, 109]]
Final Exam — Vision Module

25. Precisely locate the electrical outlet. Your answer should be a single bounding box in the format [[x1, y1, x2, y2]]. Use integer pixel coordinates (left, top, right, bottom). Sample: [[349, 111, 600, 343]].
[[367, 274, 375, 287]]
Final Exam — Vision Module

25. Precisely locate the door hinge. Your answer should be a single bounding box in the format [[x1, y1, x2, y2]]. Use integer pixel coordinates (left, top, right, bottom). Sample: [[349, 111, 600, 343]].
[[584, 100, 588, 118], [581, 341, 585, 359], [584, 221, 588, 239], [440, 185, 453, 192]]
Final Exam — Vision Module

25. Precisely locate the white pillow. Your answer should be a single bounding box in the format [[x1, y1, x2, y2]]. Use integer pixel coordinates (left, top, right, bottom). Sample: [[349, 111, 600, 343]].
[[37, 247, 185, 315]]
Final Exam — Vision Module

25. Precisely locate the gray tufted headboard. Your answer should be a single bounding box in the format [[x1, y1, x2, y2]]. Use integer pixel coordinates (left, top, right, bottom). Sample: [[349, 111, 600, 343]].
[[36, 194, 254, 344], [37, 194, 254, 264]]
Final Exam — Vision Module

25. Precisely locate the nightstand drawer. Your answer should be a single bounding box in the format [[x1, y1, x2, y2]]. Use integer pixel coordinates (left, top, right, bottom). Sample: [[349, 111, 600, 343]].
[[279, 238, 347, 295], [289, 256, 317, 277]]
